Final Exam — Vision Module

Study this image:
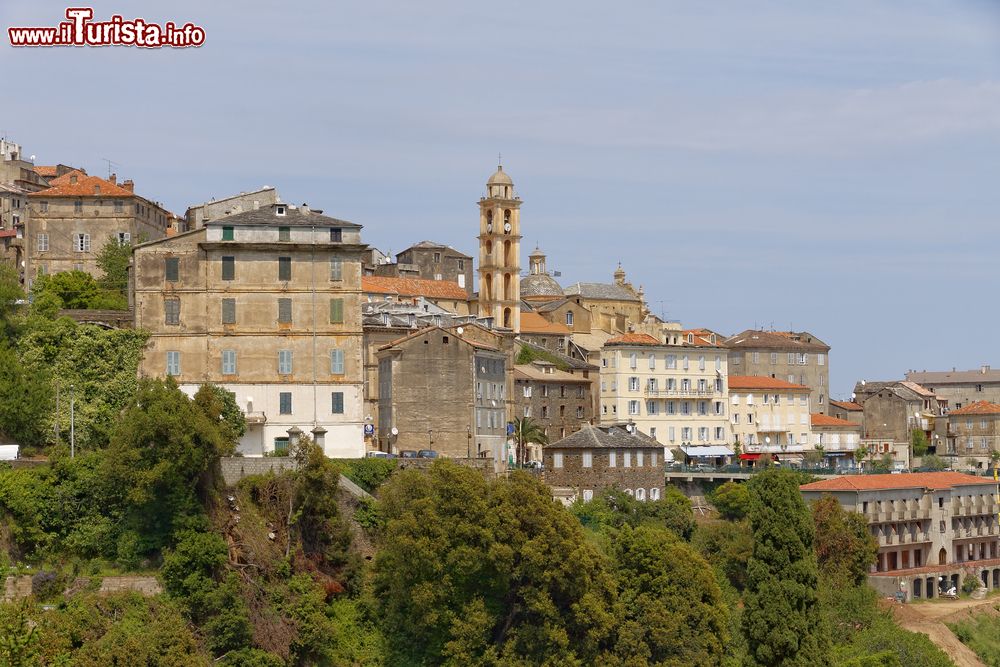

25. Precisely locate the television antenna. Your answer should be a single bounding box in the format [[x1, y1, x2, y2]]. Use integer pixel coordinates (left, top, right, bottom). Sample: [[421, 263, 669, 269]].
[[101, 157, 120, 179]]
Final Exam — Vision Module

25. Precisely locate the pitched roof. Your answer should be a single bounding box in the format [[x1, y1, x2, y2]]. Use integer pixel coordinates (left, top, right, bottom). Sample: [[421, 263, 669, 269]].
[[899, 381, 935, 398], [906, 368, 1000, 385], [514, 365, 590, 384], [399, 240, 472, 257], [724, 330, 829, 352], [208, 202, 360, 229], [378, 325, 499, 352], [30, 170, 135, 198], [801, 472, 991, 493], [519, 312, 570, 335], [545, 424, 660, 450], [362, 276, 468, 300], [810, 413, 860, 428], [564, 282, 640, 302], [32, 166, 59, 178], [830, 399, 864, 412], [516, 340, 597, 371], [728, 376, 810, 391], [605, 333, 661, 346], [682, 328, 722, 347], [950, 401, 1000, 416]]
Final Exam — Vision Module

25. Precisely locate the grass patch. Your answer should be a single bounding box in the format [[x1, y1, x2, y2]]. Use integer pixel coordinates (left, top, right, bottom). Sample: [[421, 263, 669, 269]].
[[947, 608, 1000, 666]]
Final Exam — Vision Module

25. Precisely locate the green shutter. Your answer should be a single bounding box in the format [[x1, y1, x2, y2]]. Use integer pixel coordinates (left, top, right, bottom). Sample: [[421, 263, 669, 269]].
[[330, 298, 344, 324]]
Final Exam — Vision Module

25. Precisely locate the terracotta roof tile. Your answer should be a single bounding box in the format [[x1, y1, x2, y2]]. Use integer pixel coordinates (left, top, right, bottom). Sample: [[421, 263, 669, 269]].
[[949, 401, 1000, 416], [32, 166, 59, 178], [728, 375, 810, 391], [810, 413, 860, 428], [605, 333, 661, 346], [519, 312, 570, 335], [724, 329, 830, 352], [801, 472, 991, 492], [829, 400, 864, 411], [362, 276, 468, 300], [29, 170, 135, 198]]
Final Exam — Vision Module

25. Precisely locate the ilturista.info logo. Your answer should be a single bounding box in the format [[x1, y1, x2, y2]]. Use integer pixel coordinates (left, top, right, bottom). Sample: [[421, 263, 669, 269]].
[[8, 7, 205, 48]]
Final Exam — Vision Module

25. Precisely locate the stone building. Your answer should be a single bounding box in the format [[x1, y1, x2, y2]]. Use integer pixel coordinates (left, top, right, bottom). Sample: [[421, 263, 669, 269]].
[[853, 380, 947, 468], [564, 264, 647, 335], [477, 164, 522, 331], [133, 202, 366, 458], [906, 367, 1000, 411], [829, 399, 864, 426], [376, 326, 510, 463], [599, 331, 730, 450], [25, 170, 171, 284], [801, 472, 1000, 601], [513, 344, 597, 455], [361, 275, 470, 315], [0, 141, 52, 270], [543, 424, 664, 505], [185, 186, 280, 229], [810, 413, 862, 469], [728, 376, 812, 465], [724, 330, 831, 414], [944, 401, 1000, 470], [373, 241, 473, 296]]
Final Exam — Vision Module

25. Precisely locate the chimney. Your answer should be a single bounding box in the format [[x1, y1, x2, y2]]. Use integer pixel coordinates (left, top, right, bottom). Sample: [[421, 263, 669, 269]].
[[982, 365, 990, 374], [301, 203, 310, 215], [109, 173, 116, 184], [122, 179, 134, 193]]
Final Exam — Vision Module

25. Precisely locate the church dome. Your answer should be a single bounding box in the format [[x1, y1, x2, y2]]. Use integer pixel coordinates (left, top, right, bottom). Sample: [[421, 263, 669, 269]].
[[520, 273, 564, 301], [487, 165, 513, 186]]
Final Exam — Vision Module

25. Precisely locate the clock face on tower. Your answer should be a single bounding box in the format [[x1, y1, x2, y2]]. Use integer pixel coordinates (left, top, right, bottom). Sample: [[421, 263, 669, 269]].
[[504, 222, 512, 233]]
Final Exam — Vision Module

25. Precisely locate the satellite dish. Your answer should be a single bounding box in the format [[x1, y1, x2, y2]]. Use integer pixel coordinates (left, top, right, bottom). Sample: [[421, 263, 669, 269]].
[[29, 155, 35, 161], [456, 327, 464, 335], [390, 427, 399, 436], [765, 436, 771, 444], [851, 392, 856, 400], [861, 380, 866, 386]]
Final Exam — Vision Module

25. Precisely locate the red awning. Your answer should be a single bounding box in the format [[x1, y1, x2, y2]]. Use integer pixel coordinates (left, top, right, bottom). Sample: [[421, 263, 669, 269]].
[[739, 453, 761, 461]]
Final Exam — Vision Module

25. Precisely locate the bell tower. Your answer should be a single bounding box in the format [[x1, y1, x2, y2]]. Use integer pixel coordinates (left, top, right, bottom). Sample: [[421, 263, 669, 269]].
[[478, 163, 522, 332]]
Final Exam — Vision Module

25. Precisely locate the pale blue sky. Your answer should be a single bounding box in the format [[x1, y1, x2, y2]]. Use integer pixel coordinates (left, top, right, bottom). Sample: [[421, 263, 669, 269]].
[[4, 1, 1000, 398]]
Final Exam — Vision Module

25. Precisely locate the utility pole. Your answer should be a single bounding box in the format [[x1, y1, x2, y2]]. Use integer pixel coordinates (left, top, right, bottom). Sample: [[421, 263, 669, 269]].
[[70, 384, 75, 458]]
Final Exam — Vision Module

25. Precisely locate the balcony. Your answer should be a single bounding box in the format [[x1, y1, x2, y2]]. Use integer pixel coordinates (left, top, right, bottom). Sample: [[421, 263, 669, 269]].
[[645, 388, 718, 398], [244, 411, 267, 425]]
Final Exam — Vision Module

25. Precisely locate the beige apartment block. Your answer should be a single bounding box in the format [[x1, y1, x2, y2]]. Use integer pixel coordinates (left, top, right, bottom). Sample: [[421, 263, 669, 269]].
[[906, 366, 1000, 411], [801, 473, 1000, 601], [26, 170, 170, 284], [599, 331, 730, 451], [810, 413, 862, 469], [133, 202, 366, 458], [728, 376, 812, 464], [944, 401, 1000, 470], [725, 329, 831, 413]]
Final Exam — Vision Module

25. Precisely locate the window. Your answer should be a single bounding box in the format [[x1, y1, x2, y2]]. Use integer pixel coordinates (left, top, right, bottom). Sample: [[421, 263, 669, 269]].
[[74, 201, 83, 213], [331, 392, 344, 414], [680, 401, 690, 415], [278, 349, 293, 375], [164, 298, 180, 325], [221, 350, 237, 375], [36, 233, 48, 252], [279, 392, 292, 414], [798, 353, 808, 365], [634, 451, 643, 467], [273, 437, 289, 454], [582, 489, 593, 502], [647, 378, 658, 392], [165, 257, 179, 282], [650, 487, 660, 501], [699, 427, 709, 441], [630, 353, 638, 369], [666, 354, 676, 369], [650, 428, 657, 441], [699, 355, 705, 370], [330, 228, 342, 242], [566, 311, 574, 326], [222, 298, 236, 324], [457, 259, 465, 270], [732, 394, 739, 405], [770, 352, 777, 365], [523, 385, 532, 398], [628, 400, 640, 415], [576, 386, 584, 398], [524, 406, 532, 418], [166, 351, 180, 376], [221, 256, 235, 280], [732, 414, 740, 424], [583, 451, 592, 468], [553, 453, 563, 468], [576, 406, 584, 418], [276, 205, 286, 216], [682, 355, 689, 370], [668, 427, 676, 441], [330, 257, 343, 281], [752, 351, 759, 364], [648, 353, 656, 370], [698, 401, 707, 415], [629, 376, 640, 392], [541, 406, 549, 418], [715, 401, 724, 415], [278, 226, 290, 241], [818, 353, 825, 366], [74, 233, 90, 252], [682, 427, 692, 441], [39, 201, 47, 212], [433, 252, 441, 262], [222, 226, 234, 240], [715, 427, 725, 440], [647, 400, 657, 415], [541, 385, 549, 397], [329, 298, 344, 324], [624, 452, 632, 467], [278, 298, 292, 323], [114, 200, 123, 213], [636, 488, 646, 501], [278, 256, 291, 281], [330, 349, 344, 374], [609, 451, 617, 467]]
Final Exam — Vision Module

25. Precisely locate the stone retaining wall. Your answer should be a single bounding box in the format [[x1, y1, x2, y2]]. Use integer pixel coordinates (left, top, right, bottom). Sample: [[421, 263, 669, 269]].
[[220, 457, 299, 486]]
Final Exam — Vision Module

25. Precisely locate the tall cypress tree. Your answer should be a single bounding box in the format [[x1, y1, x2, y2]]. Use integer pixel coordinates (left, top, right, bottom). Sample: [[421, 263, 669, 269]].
[[742, 469, 829, 666]]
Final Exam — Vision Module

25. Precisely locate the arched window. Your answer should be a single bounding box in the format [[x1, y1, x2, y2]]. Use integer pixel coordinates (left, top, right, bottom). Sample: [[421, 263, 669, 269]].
[[486, 210, 493, 224], [624, 488, 634, 497], [650, 487, 660, 501], [636, 488, 646, 501], [484, 273, 493, 301], [504, 209, 511, 227], [503, 273, 512, 300], [503, 307, 511, 328], [503, 240, 512, 265]]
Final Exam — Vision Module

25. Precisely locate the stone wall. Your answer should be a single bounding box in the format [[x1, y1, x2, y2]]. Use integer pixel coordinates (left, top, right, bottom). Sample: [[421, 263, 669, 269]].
[[99, 576, 162, 596], [396, 457, 496, 475], [2, 575, 32, 601], [220, 456, 300, 486]]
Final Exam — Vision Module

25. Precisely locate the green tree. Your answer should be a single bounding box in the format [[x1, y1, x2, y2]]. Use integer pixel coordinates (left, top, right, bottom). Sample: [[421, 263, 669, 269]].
[[0, 261, 25, 339], [0, 601, 40, 667], [911, 429, 929, 458], [608, 524, 729, 666], [742, 469, 829, 666], [193, 383, 247, 450], [693, 520, 754, 591], [921, 453, 947, 471], [871, 454, 894, 474], [291, 438, 354, 576], [375, 462, 616, 665], [812, 495, 877, 586], [711, 480, 750, 520], [31, 270, 100, 309], [96, 235, 132, 295], [572, 487, 696, 539], [104, 379, 228, 554], [0, 342, 53, 447]]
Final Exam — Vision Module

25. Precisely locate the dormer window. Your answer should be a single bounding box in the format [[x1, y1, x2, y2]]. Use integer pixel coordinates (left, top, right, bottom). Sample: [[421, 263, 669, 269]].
[[276, 205, 286, 216], [70, 175, 78, 184], [93, 185, 100, 195]]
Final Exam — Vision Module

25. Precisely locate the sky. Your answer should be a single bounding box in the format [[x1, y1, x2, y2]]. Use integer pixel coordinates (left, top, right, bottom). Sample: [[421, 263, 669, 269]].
[[3, 0, 1000, 399]]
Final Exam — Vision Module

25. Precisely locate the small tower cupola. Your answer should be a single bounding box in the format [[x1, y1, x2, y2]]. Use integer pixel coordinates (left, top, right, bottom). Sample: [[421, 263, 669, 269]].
[[529, 246, 547, 275], [486, 164, 514, 200], [614, 263, 627, 285]]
